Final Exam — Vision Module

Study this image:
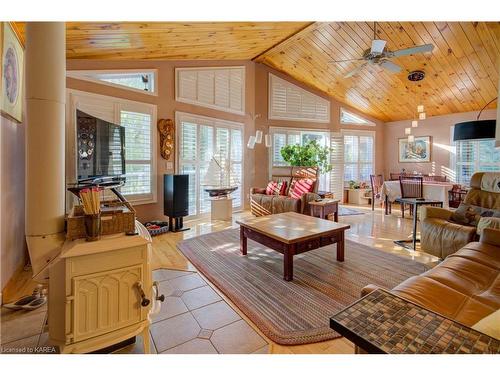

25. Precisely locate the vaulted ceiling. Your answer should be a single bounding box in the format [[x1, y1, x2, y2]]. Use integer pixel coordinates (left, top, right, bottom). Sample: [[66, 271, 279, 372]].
[[13, 21, 500, 121]]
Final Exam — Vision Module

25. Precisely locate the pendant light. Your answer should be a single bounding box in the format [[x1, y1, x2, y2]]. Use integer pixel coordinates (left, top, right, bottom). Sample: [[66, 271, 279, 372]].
[[417, 105, 425, 113], [419, 112, 426, 120], [405, 127, 411, 135], [412, 120, 418, 128]]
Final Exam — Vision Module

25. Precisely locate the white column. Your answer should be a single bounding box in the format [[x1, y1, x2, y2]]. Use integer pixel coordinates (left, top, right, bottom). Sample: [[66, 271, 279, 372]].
[[25, 22, 66, 279]]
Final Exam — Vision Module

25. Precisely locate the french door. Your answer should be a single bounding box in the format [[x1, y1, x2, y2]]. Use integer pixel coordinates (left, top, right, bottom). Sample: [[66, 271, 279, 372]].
[[176, 112, 243, 217]]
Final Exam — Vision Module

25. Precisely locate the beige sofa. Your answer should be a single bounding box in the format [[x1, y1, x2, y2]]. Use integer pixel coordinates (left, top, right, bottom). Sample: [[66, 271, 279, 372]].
[[250, 166, 321, 216], [420, 172, 500, 259]]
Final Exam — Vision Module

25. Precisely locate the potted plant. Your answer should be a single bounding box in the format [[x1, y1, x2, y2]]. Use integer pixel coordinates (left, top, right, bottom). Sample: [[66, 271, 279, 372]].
[[346, 180, 371, 205], [280, 140, 332, 173]]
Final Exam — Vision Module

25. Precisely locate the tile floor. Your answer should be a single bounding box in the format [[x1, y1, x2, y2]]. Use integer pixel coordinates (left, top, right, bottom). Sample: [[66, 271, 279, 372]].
[[0, 269, 269, 355]]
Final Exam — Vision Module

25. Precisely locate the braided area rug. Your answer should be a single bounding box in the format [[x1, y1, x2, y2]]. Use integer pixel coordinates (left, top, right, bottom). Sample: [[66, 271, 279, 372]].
[[177, 228, 428, 345]]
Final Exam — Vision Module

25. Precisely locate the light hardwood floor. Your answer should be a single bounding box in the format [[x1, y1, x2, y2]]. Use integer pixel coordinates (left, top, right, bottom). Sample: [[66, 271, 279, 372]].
[[3, 204, 439, 354]]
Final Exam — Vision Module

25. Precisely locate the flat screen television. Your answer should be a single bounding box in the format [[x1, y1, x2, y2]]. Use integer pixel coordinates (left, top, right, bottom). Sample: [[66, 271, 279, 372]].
[[76, 109, 126, 183]]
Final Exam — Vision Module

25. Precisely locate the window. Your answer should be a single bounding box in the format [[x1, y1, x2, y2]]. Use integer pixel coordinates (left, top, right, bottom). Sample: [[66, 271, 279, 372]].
[[177, 112, 243, 217], [269, 127, 330, 191], [175, 67, 245, 114], [454, 138, 500, 185], [268, 74, 330, 123], [340, 108, 375, 126], [67, 70, 157, 95], [342, 130, 375, 183], [67, 90, 157, 204]]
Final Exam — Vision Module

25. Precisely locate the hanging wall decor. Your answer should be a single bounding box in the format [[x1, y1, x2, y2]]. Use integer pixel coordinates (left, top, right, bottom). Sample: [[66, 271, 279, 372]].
[[1, 22, 24, 123], [157, 118, 175, 161]]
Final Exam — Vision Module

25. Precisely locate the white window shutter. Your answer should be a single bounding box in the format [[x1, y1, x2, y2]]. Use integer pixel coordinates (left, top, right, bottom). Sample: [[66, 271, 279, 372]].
[[75, 97, 115, 123], [330, 132, 345, 201], [268, 73, 330, 123], [178, 70, 197, 101], [176, 67, 245, 114]]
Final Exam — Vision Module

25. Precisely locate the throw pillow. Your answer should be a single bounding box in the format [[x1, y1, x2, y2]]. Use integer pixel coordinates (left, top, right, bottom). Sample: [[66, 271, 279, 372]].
[[476, 217, 500, 235], [450, 203, 500, 226], [289, 178, 314, 199], [265, 181, 287, 196]]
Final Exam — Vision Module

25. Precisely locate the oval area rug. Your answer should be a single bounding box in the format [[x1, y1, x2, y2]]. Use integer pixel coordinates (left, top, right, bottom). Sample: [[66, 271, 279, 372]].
[[177, 228, 429, 345]]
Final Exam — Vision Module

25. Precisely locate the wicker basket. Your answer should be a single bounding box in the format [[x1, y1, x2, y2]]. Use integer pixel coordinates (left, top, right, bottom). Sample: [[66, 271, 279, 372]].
[[66, 199, 136, 240]]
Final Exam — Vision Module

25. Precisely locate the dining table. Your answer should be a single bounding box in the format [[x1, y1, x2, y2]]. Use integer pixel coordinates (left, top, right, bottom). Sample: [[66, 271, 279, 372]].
[[381, 180, 455, 214]]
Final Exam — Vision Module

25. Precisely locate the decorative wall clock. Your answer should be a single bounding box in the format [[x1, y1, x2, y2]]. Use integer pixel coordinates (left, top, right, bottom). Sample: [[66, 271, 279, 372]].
[[157, 118, 175, 161], [1, 22, 24, 123]]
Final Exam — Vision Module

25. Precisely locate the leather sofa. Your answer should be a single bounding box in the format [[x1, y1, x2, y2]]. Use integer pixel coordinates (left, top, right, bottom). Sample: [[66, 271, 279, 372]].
[[363, 227, 500, 332], [250, 166, 321, 216], [420, 172, 500, 259]]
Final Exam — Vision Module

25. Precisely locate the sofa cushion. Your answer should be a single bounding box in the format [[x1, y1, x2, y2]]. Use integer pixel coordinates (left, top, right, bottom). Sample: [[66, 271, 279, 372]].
[[450, 203, 500, 226], [265, 181, 287, 196], [288, 178, 315, 199]]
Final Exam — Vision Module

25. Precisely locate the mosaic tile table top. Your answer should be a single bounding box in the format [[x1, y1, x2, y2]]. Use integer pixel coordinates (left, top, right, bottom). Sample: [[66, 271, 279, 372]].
[[330, 288, 500, 354]]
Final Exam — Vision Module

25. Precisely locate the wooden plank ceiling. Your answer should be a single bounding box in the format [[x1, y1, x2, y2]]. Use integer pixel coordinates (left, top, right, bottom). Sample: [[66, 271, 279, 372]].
[[13, 21, 500, 121], [256, 22, 500, 122], [13, 22, 311, 60]]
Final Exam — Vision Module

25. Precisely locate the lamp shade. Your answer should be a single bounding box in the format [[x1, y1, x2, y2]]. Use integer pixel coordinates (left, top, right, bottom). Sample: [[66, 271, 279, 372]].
[[453, 120, 496, 141]]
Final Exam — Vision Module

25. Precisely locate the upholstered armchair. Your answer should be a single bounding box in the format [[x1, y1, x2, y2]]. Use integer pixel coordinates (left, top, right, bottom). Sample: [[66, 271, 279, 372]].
[[420, 172, 500, 259], [250, 166, 321, 216]]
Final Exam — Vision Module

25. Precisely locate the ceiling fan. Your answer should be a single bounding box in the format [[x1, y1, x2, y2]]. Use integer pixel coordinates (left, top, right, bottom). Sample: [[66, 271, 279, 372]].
[[329, 22, 434, 78]]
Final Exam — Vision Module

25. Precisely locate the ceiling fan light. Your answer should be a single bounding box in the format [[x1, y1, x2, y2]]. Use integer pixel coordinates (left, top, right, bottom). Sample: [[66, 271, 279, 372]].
[[417, 105, 425, 113], [405, 127, 411, 135], [412, 120, 418, 128], [408, 135, 415, 143], [419, 112, 426, 120]]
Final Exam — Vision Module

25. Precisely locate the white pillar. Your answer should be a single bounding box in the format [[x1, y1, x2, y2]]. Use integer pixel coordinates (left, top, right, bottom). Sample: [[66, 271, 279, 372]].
[[25, 22, 66, 279]]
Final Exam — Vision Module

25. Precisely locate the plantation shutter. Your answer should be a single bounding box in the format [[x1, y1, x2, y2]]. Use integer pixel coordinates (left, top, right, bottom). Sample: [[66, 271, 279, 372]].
[[75, 96, 115, 123], [330, 132, 345, 201], [268, 73, 330, 123], [119, 108, 154, 200], [176, 67, 245, 114]]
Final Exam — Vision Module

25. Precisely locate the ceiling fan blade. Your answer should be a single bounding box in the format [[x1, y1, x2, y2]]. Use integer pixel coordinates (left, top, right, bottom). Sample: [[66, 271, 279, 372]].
[[371, 39, 387, 55], [391, 44, 434, 57], [344, 62, 368, 78], [329, 58, 364, 63], [379, 60, 402, 73]]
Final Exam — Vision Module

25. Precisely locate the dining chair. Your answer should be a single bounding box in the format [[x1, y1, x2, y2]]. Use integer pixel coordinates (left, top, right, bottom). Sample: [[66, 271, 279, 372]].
[[423, 175, 448, 183], [448, 184, 468, 208], [369, 174, 386, 211], [397, 176, 423, 218], [390, 172, 401, 181]]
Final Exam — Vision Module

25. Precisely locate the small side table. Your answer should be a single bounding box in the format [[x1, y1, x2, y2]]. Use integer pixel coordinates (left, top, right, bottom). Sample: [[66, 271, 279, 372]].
[[330, 288, 500, 354], [210, 197, 233, 221], [309, 199, 340, 222], [394, 197, 443, 250], [317, 190, 334, 199]]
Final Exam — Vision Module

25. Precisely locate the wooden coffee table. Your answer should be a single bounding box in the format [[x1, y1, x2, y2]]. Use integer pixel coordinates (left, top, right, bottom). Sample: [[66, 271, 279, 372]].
[[236, 212, 350, 281]]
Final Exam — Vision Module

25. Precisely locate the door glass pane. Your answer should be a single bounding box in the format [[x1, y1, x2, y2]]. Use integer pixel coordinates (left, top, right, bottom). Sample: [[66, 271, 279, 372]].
[[232, 163, 242, 208], [231, 129, 242, 162], [181, 122, 197, 161], [344, 135, 358, 163], [199, 163, 211, 214], [216, 128, 230, 159], [180, 164, 196, 216], [273, 134, 287, 165], [199, 125, 213, 162], [344, 164, 357, 181]]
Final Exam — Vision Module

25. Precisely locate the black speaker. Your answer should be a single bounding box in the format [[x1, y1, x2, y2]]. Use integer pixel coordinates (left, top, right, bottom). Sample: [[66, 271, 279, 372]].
[[164, 174, 190, 232]]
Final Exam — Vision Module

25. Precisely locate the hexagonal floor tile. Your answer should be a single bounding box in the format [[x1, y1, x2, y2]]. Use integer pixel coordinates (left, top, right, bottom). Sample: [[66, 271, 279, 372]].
[[210, 320, 268, 354], [150, 312, 201, 353], [191, 301, 240, 330], [181, 285, 222, 310], [161, 338, 218, 354]]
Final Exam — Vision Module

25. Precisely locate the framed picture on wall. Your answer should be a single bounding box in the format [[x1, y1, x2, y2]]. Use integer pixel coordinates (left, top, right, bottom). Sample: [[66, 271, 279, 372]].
[[1, 22, 24, 123], [398, 136, 431, 163]]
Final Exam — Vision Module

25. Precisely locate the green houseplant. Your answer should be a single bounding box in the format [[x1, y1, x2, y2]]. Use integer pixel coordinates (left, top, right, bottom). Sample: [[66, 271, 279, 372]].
[[280, 140, 332, 173]]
